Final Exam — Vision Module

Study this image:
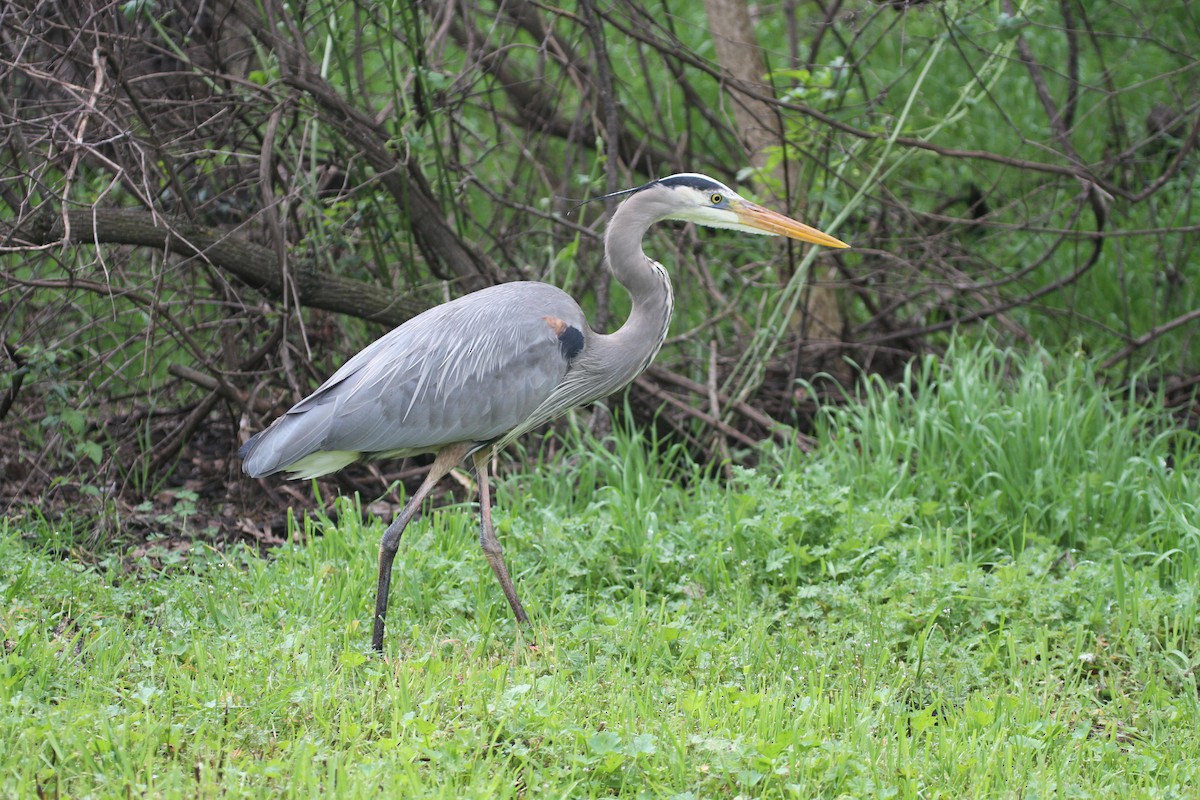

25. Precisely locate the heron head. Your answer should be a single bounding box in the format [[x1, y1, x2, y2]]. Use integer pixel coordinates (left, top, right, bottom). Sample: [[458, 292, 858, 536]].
[[646, 173, 850, 249]]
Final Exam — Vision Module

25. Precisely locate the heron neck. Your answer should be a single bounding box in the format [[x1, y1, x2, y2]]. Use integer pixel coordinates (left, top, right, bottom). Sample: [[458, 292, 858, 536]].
[[589, 202, 674, 387], [605, 204, 664, 303]]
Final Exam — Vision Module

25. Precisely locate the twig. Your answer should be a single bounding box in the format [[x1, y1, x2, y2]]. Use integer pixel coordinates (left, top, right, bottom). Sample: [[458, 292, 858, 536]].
[[579, 0, 621, 332], [0, 342, 27, 423], [596, 4, 1131, 197], [865, 182, 1109, 346], [168, 364, 274, 413], [644, 364, 800, 445], [1006, 0, 1080, 163], [148, 390, 223, 475], [1100, 308, 1200, 371], [633, 375, 759, 449]]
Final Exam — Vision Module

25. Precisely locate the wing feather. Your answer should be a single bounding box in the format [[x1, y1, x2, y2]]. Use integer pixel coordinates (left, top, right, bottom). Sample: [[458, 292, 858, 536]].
[[242, 282, 588, 477]]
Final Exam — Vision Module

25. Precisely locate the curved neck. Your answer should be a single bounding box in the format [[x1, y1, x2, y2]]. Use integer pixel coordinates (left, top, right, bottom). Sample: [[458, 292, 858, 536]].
[[583, 197, 674, 390], [605, 200, 664, 306]]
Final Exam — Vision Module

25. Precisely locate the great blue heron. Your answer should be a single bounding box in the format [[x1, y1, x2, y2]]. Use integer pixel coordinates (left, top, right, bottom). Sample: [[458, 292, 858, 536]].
[[241, 173, 849, 652]]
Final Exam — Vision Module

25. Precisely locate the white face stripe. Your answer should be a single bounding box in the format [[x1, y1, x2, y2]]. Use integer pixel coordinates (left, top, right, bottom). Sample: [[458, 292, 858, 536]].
[[662, 193, 782, 237]]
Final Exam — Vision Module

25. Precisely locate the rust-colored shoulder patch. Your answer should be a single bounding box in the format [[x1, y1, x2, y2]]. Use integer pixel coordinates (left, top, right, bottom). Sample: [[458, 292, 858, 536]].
[[542, 315, 568, 336]]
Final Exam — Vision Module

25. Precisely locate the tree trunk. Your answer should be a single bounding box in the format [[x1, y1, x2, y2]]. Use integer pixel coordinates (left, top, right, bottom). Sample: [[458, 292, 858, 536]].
[[701, 0, 843, 345], [701, 0, 787, 188]]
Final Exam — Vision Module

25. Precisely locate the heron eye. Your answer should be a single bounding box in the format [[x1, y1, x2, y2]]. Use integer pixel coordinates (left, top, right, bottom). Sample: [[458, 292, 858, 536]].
[[711, 193, 723, 205]]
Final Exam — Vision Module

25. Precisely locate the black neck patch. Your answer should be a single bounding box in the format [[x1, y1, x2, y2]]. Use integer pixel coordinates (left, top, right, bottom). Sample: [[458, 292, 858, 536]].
[[558, 325, 585, 361], [544, 315, 585, 361]]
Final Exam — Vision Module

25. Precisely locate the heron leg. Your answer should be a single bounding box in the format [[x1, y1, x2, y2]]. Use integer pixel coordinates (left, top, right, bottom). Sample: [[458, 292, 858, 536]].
[[473, 450, 530, 627], [373, 443, 470, 653]]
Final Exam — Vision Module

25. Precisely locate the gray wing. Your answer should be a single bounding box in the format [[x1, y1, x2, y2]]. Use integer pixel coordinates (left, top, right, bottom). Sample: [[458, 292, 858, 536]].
[[241, 282, 588, 477]]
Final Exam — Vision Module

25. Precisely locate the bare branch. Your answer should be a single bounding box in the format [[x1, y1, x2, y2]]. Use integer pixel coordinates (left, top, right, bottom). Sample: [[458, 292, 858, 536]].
[[6, 208, 423, 326]]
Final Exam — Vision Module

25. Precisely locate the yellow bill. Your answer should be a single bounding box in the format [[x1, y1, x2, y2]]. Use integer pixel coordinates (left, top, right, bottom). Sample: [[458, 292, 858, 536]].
[[735, 200, 851, 249]]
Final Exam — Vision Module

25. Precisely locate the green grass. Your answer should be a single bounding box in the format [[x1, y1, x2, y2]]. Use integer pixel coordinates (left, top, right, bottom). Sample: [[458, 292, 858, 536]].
[[3, 346, 1199, 797], [804, 341, 1200, 560]]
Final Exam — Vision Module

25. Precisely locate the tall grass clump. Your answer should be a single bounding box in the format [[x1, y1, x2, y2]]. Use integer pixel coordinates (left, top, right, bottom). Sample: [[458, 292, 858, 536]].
[[806, 342, 1200, 566]]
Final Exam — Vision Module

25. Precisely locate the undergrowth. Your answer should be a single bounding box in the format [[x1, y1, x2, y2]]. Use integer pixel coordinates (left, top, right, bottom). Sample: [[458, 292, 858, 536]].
[[1, 345, 1198, 797]]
